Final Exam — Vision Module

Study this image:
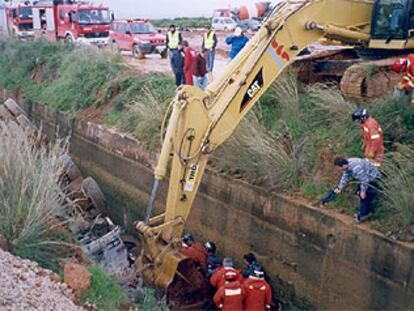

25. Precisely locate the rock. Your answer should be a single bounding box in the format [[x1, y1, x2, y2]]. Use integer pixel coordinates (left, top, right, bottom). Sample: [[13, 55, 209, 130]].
[[64, 263, 92, 297]]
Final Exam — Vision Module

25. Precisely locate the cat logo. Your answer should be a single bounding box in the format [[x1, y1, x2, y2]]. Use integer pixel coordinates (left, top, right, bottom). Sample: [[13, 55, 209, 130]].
[[184, 164, 198, 192], [240, 68, 264, 112]]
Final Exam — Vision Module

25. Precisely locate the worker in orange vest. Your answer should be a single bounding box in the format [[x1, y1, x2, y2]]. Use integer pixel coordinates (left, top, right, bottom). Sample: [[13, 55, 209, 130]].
[[352, 108, 384, 166], [392, 54, 414, 108], [211, 257, 243, 289], [243, 264, 275, 311], [213, 269, 245, 310], [179, 233, 207, 273]]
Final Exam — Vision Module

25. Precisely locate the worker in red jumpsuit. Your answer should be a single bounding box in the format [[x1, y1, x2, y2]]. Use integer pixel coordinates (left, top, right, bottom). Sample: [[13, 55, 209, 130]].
[[352, 108, 384, 166], [243, 264, 275, 311], [182, 40, 196, 85], [213, 270, 245, 310], [211, 257, 243, 289], [392, 54, 414, 108], [179, 233, 207, 273]]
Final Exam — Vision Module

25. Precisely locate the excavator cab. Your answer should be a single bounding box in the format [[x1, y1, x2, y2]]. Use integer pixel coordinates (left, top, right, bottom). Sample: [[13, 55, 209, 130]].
[[370, 0, 414, 48]]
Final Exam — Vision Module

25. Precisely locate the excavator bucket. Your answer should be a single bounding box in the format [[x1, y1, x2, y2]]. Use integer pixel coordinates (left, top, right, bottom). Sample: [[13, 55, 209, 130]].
[[136, 229, 211, 308], [167, 259, 211, 309]]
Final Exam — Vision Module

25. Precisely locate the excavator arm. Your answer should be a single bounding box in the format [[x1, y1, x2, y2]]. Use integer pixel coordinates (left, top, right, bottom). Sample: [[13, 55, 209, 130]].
[[136, 0, 374, 292]]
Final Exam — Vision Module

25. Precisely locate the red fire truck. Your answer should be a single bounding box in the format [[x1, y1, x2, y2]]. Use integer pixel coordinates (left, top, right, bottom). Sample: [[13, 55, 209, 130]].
[[32, 0, 111, 46], [0, 4, 34, 39]]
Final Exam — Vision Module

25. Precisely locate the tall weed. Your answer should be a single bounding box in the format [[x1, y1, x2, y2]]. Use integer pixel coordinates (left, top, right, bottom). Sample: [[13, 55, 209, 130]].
[[212, 113, 306, 190], [0, 121, 70, 270], [379, 144, 414, 234], [105, 74, 175, 147]]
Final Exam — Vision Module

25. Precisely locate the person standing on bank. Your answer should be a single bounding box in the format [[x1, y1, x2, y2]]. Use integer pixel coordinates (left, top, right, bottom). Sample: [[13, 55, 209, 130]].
[[170, 43, 185, 87], [225, 27, 249, 62], [333, 157, 381, 223], [202, 26, 218, 75], [166, 24, 183, 72], [183, 40, 196, 85], [192, 49, 209, 90]]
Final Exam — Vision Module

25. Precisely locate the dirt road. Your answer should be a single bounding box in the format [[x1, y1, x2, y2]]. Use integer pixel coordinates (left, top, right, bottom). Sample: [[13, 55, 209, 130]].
[[122, 29, 255, 81]]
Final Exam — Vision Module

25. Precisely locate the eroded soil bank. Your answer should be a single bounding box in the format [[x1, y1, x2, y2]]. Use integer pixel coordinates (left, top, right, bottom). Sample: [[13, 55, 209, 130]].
[[4, 90, 414, 310]]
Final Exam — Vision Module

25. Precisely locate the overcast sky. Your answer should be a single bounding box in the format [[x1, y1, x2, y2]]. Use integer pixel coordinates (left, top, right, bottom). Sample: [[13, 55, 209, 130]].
[[100, 0, 271, 19]]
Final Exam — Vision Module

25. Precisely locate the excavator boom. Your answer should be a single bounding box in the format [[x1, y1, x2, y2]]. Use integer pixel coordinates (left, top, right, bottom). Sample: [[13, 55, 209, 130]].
[[136, 0, 375, 298]]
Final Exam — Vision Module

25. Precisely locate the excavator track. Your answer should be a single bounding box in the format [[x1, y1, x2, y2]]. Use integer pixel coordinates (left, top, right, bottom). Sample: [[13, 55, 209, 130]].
[[340, 58, 401, 102]]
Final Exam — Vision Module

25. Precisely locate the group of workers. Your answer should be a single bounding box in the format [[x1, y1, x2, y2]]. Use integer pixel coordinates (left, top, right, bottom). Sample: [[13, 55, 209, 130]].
[[328, 54, 414, 223], [165, 24, 249, 88], [180, 233, 280, 311]]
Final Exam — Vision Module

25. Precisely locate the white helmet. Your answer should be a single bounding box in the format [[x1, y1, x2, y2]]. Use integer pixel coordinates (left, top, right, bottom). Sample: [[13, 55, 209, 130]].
[[234, 27, 242, 36]]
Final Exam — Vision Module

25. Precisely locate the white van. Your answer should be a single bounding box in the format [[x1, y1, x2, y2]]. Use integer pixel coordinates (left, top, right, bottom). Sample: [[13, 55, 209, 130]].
[[211, 17, 237, 31]]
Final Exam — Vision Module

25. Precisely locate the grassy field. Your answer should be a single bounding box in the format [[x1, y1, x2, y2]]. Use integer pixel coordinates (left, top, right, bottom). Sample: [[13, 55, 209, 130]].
[[152, 17, 211, 29], [0, 39, 413, 239]]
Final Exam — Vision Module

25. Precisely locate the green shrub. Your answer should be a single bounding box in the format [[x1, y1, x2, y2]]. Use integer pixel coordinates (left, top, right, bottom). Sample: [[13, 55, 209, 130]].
[[40, 47, 124, 111], [0, 121, 71, 270], [0, 39, 174, 117], [81, 265, 128, 310], [0, 39, 72, 104]]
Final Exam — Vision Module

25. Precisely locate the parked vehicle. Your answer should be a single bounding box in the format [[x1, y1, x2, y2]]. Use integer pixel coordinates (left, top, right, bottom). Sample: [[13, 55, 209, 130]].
[[0, 4, 34, 39], [211, 17, 237, 31], [32, 0, 111, 46], [110, 19, 166, 59], [237, 19, 261, 31]]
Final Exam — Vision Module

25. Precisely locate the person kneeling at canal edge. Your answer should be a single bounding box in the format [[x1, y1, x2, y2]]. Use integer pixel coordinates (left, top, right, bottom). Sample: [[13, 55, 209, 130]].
[[333, 157, 381, 223]]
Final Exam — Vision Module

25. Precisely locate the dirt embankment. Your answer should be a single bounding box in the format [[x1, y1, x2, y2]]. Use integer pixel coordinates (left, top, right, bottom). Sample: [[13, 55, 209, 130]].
[[0, 249, 82, 310]]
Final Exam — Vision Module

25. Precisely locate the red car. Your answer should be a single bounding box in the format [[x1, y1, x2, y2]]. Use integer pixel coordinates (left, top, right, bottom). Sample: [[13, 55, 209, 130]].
[[110, 19, 167, 59]]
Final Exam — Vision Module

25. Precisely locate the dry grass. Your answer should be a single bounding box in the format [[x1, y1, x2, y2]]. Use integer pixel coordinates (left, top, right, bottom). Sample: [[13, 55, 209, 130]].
[[306, 83, 356, 123], [212, 112, 306, 190], [126, 85, 167, 146], [0, 121, 70, 269], [269, 68, 301, 119], [379, 144, 414, 236]]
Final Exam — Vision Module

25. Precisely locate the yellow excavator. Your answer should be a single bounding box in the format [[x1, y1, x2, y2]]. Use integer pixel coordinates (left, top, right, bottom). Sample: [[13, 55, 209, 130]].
[[135, 0, 413, 306]]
